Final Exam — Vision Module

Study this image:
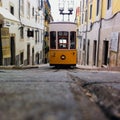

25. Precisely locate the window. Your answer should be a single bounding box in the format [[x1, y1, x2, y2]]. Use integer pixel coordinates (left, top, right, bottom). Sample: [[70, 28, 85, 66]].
[[82, 13, 84, 24], [20, 52, 24, 64], [20, 0, 24, 15], [86, 0, 88, 5], [89, 4, 92, 19], [50, 31, 56, 49], [80, 39, 82, 49], [10, 5, 14, 15], [85, 10, 87, 22], [83, 39, 86, 51], [27, 2, 30, 18], [58, 31, 68, 49], [32, 7, 34, 16], [40, 30, 43, 43], [20, 27, 24, 39], [35, 13, 38, 22], [96, 0, 100, 16], [107, 0, 111, 10], [38, 0, 43, 10], [35, 30, 38, 44], [70, 31, 76, 49], [38, 30, 40, 43], [27, 29, 34, 37], [83, 0, 84, 10]]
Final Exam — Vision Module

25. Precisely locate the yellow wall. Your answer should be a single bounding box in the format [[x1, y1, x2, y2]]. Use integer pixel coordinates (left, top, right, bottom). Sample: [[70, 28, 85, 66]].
[[91, 0, 106, 22], [91, 0, 96, 22], [91, 0, 120, 22], [101, 0, 106, 18], [112, 0, 120, 14], [80, 0, 120, 25]]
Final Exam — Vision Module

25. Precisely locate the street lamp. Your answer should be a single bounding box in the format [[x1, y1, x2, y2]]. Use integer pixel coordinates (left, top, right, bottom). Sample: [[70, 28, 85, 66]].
[[59, 0, 74, 21]]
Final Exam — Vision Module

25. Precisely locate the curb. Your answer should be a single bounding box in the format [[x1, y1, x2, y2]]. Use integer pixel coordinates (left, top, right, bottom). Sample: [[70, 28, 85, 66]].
[[76, 65, 120, 72], [0, 65, 39, 70]]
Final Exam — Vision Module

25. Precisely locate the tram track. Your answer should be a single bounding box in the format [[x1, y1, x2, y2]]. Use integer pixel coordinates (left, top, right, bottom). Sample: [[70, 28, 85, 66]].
[[68, 73, 120, 120]]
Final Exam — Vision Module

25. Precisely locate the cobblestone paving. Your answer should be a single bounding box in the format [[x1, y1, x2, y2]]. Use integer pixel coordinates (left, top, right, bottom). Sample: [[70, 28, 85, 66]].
[[69, 70, 120, 120], [0, 66, 112, 120]]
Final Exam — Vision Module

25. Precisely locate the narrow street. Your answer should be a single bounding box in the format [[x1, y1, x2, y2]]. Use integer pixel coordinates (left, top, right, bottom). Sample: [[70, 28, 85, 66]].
[[0, 65, 120, 120]]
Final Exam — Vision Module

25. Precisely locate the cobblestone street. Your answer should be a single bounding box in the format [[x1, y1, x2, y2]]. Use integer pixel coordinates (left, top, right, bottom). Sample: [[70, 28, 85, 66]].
[[0, 65, 120, 120]]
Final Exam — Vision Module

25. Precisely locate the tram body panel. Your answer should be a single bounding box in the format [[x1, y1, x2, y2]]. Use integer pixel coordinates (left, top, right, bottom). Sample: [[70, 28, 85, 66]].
[[49, 50, 77, 66]]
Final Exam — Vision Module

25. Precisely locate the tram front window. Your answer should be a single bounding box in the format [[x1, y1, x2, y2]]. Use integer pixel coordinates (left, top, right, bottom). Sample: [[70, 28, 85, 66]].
[[70, 31, 76, 49], [50, 31, 56, 49], [58, 31, 68, 49], [58, 38, 68, 49]]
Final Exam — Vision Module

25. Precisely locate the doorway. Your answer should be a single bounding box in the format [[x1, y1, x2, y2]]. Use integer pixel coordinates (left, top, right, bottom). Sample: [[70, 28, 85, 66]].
[[93, 40, 97, 66], [32, 48, 34, 65], [103, 41, 109, 65], [10, 36, 15, 65], [87, 40, 90, 65], [27, 44, 30, 65]]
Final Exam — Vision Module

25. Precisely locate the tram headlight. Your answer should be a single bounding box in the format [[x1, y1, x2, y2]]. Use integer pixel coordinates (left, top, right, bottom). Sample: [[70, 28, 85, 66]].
[[60, 55, 66, 60]]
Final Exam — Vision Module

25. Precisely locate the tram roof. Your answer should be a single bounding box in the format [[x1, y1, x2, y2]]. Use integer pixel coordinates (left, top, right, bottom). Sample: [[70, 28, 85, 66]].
[[49, 21, 76, 31]]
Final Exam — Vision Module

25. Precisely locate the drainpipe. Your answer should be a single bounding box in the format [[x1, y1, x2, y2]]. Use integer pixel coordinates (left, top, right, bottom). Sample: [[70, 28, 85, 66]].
[[18, 0, 20, 20], [116, 33, 120, 66], [85, 1, 89, 65], [97, 0, 103, 67]]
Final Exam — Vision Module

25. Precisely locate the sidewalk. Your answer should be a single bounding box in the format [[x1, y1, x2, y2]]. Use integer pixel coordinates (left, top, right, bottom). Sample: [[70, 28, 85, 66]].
[[0, 65, 39, 70], [0, 64, 120, 72], [0, 63, 50, 70], [76, 64, 120, 72]]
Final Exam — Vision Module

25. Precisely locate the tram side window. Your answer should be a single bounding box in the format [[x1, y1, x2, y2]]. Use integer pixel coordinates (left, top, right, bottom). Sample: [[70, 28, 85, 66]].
[[58, 31, 68, 49], [70, 31, 76, 49], [50, 31, 56, 49]]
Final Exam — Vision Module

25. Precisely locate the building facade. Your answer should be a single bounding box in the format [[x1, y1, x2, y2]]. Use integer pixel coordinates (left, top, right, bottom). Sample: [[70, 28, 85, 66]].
[[0, 0, 45, 66], [43, 0, 53, 63], [77, 0, 120, 67]]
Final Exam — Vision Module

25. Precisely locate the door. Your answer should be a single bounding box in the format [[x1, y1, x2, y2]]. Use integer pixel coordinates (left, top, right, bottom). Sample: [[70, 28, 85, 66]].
[[32, 48, 34, 65], [93, 40, 97, 66], [10, 36, 15, 65], [103, 41, 109, 65], [27, 44, 30, 65], [87, 40, 90, 65]]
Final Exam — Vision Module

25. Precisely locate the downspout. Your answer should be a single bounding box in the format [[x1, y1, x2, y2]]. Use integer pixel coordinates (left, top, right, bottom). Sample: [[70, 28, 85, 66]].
[[116, 33, 120, 66], [97, 0, 103, 67], [0, 24, 3, 65], [85, 1, 89, 65], [19, 0, 20, 21]]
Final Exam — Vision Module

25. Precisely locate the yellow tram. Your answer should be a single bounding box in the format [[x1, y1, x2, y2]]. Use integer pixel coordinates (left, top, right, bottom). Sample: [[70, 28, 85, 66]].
[[49, 22, 77, 67]]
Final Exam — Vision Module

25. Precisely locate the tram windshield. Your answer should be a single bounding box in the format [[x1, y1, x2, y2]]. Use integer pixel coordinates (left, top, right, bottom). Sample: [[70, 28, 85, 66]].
[[58, 31, 68, 49], [50, 30, 76, 49], [58, 38, 68, 49], [70, 31, 76, 49], [50, 31, 56, 49]]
